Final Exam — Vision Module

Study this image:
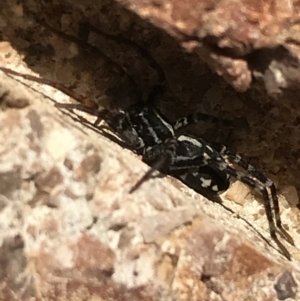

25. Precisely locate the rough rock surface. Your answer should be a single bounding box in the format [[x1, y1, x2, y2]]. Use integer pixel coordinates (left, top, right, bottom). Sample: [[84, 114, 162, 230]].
[[1, 0, 300, 300], [117, 0, 300, 94]]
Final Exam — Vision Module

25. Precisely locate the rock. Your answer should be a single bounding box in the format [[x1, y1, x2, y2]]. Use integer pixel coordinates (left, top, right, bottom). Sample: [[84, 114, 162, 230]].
[[280, 185, 299, 207], [274, 271, 297, 300], [225, 181, 251, 205], [1, 1, 300, 300], [116, 0, 300, 94]]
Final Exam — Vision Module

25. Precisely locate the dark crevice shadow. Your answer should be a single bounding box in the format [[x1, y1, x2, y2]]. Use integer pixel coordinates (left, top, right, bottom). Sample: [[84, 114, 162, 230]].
[[2, 0, 217, 113]]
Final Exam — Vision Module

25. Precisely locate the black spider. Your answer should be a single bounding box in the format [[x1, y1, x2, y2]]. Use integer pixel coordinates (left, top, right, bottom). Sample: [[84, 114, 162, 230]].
[[0, 19, 294, 260], [52, 94, 294, 260]]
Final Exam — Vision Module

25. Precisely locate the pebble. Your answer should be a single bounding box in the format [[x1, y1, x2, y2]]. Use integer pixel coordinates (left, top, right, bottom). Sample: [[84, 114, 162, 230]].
[[280, 185, 299, 207], [225, 181, 251, 205]]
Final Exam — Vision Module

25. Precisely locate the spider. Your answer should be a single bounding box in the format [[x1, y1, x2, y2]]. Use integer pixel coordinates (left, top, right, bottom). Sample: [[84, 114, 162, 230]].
[[0, 19, 294, 260]]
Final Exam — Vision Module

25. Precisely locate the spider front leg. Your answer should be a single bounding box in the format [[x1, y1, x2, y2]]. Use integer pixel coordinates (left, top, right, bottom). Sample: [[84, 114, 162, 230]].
[[0, 67, 97, 108], [129, 138, 178, 193]]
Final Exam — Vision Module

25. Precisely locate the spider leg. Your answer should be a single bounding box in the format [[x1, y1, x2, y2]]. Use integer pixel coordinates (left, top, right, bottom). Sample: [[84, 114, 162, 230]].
[[206, 159, 291, 260], [128, 157, 165, 194], [173, 112, 231, 130], [0, 67, 97, 108], [54, 103, 110, 126], [210, 143, 294, 245], [129, 138, 178, 193]]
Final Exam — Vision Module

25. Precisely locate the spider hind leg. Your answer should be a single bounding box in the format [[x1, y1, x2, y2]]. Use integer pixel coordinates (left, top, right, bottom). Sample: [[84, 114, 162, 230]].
[[216, 145, 294, 246], [207, 159, 292, 260]]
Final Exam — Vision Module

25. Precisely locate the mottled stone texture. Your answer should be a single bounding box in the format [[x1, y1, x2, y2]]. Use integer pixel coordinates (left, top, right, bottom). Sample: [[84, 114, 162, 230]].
[[1, 0, 300, 300], [118, 0, 300, 94]]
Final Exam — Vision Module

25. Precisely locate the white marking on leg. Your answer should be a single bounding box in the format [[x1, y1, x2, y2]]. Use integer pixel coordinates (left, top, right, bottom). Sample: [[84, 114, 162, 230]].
[[203, 153, 211, 159], [206, 145, 213, 152], [177, 135, 203, 148]]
